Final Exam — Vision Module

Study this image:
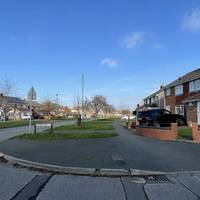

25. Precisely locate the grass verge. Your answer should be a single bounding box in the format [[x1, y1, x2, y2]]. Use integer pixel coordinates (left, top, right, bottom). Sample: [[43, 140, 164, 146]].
[[0, 120, 43, 129], [13, 132, 118, 140], [52, 120, 114, 131], [178, 127, 193, 140]]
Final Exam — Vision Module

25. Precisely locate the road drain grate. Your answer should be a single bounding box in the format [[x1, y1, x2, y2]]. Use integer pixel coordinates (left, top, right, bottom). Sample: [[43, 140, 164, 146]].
[[144, 175, 172, 184]]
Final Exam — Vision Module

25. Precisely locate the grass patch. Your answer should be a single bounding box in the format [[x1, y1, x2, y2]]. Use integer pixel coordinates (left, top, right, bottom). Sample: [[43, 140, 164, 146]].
[[0, 120, 43, 129], [0, 119, 72, 129], [13, 132, 118, 140], [178, 127, 193, 140], [53, 120, 114, 131]]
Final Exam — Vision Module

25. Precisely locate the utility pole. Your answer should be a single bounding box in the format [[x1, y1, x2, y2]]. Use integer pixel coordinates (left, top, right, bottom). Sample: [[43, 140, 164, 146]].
[[81, 73, 84, 116]]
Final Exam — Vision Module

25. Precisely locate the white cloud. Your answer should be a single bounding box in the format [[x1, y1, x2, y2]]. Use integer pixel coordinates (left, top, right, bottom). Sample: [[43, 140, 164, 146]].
[[100, 58, 118, 68], [183, 8, 200, 31], [121, 32, 144, 49], [153, 42, 164, 49]]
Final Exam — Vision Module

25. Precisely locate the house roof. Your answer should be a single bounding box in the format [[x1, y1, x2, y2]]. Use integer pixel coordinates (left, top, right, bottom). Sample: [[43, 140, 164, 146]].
[[1, 96, 27, 105], [183, 93, 200, 103], [0, 95, 42, 107], [165, 68, 200, 89], [144, 88, 164, 100]]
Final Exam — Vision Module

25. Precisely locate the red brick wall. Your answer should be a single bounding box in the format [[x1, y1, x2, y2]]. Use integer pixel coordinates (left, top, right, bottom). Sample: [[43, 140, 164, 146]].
[[192, 123, 200, 143], [135, 123, 178, 141], [186, 104, 197, 125]]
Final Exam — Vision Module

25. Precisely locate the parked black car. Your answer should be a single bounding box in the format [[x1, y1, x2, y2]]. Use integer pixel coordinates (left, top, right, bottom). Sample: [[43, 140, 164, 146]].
[[137, 109, 187, 127]]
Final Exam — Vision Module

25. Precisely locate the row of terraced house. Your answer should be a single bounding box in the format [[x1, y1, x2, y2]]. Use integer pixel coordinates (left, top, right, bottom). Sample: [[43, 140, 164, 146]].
[[142, 68, 200, 126]]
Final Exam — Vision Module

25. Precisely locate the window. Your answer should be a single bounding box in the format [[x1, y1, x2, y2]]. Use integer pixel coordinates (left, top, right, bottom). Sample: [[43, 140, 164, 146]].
[[189, 79, 200, 92], [175, 85, 183, 96], [166, 88, 171, 96], [175, 105, 184, 116]]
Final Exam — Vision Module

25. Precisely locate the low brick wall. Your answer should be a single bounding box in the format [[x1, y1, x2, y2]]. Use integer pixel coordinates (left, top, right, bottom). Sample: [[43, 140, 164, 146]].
[[192, 123, 200, 143], [135, 123, 178, 141]]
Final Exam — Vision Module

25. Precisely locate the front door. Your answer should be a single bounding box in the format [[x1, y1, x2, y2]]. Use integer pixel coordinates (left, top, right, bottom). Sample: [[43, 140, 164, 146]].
[[197, 102, 200, 125]]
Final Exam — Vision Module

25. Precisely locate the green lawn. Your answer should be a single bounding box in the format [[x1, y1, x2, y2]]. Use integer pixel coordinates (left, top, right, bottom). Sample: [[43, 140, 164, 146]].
[[13, 132, 118, 140], [52, 120, 114, 131], [13, 119, 117, 140], [178, 127, 193, 140], [0, 120, 42, 129], [0, 118, 72, 129]]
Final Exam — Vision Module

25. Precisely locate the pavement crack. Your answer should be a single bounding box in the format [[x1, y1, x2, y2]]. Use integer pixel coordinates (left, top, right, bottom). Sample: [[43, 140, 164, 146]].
[[174, 176, 200, 199], [120, 178, 128, 200]]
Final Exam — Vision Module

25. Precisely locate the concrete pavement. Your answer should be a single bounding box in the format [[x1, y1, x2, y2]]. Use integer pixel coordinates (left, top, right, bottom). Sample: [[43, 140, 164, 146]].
[[1, 162, 200, 200], [0, 120, 75, 142]]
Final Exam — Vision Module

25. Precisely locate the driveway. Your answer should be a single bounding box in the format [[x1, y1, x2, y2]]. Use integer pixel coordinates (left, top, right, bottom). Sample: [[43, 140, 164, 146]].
[[0, 120, 75, 142], [0, 121, 200, 172]]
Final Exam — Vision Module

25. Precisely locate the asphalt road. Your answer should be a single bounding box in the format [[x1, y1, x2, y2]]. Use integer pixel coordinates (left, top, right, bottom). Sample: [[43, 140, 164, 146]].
[[0, 120, 75, 142], [1, 162, 200, 200], [1, 121, 200, 172]]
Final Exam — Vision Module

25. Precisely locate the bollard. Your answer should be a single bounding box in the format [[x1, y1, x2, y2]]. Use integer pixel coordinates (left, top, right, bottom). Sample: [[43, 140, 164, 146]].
[[50, 123, 53, 134], [34, 125, 36, 134]]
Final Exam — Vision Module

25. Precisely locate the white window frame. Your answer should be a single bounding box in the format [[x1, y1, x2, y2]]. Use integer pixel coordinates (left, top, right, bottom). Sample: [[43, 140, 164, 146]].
[[166, 88, 171, 96], [189, 79, 200, 92], [175, 84, 183, 96], [175, 105, 184, 116]]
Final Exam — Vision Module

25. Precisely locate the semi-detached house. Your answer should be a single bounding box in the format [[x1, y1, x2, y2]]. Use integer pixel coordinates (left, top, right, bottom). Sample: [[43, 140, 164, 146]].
[[141, 68, 200, 125], [164, 68, 200, 125], [144, 86, 165, 109]]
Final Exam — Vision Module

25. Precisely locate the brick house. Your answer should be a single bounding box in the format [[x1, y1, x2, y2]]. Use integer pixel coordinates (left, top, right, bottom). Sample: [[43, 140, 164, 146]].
[[164, 68, 200, 125], [144, 86, 165, 109]]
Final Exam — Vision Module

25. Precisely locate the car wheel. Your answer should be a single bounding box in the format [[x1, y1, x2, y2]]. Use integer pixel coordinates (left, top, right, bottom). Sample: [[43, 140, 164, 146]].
[[176, 118, 185, 126], [153, 121, 160, 128]]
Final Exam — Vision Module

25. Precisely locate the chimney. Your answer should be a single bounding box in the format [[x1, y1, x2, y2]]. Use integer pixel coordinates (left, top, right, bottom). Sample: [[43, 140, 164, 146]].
[[160, 85, 164, 90]]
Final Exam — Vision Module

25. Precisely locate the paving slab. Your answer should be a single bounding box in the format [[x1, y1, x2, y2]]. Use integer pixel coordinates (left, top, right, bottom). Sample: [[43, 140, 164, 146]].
[[37, 175, 126, 200], [0, 164, 38, 200], [175, 173, 200, 197], [144, 183, 198, 200], [121, 177, 147, 200]]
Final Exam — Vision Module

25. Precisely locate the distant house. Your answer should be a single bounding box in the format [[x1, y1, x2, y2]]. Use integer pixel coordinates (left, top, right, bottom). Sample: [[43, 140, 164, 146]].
[[0, 93, 41, 120], [164, 68, 200, 125], [144, 86, 165, 109]]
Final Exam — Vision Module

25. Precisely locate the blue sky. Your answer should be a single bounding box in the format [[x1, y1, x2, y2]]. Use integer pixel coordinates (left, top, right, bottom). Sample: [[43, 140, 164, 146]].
[[0, 0, 200, 109]]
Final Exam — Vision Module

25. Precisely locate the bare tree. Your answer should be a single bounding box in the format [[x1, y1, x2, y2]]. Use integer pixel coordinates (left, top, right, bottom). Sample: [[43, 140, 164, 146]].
[[0, 79, 15, 121], [121, 109, 131, 116], [63, 106, 71, 116], [73, 95, 81, 114], [84, 97, 92, 112], [91, 95, 107, 118], [104, 104, 115, 117], [41, 99, 56, 119]]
